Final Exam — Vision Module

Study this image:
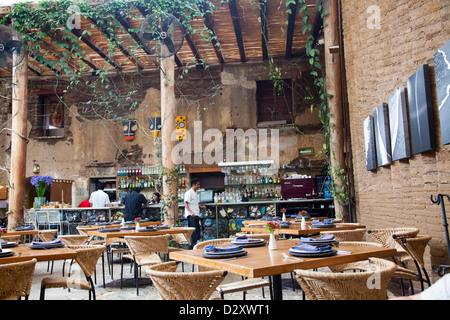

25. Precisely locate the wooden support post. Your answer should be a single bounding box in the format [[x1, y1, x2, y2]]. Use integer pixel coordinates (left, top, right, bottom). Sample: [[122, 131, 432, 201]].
[[160, 56, 178, 226], [323, 0, 348, 220], [8, 56, 28, 230]]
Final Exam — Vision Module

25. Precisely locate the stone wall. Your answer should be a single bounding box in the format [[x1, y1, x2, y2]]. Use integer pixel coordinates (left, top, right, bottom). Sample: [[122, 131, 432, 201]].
[[341, 0, 450, 276]]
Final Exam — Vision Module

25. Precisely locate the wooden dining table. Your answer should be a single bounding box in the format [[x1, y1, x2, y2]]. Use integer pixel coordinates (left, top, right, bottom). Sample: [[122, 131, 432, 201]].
[[241, 222, 365, 236], [86, 226, 190, 240], [0, 243, 77, 265], [169, 239, 396, 300]]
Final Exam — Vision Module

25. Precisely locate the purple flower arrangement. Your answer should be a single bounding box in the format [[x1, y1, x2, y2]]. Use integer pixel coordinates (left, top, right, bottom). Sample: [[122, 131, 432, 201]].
[[30, 176, 53, 197]]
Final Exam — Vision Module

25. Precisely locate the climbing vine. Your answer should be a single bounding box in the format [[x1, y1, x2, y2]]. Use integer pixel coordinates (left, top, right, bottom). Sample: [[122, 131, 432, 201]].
[[1, 0, 349, 218]]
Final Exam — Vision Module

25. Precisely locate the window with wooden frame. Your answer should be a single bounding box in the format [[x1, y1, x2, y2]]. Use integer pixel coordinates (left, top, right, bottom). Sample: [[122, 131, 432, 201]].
[[37, 94, 65, 138], [256, 79, 294, 125]]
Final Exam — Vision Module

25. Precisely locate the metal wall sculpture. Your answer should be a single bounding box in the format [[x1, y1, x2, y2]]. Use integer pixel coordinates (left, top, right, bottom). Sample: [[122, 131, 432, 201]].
[[364, 115, 377, 171], [388, 86, 411, 161], [434, 40, 450, 146], [407, 64, 436, 154], [374, 103, 392, 167]]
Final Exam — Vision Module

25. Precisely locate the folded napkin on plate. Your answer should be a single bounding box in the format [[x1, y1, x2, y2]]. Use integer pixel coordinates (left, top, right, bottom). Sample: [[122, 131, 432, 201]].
[[15, 226, 35, 231], [301, 234, 335, 242], [291, 244, 332, 252], [234, 236, 261, 243], [99, 227, 122, 232], [312, 219, 334, 225], [205, 245, 243, 253], [155, 224, 169, 229], [31, 239, 63, 246]]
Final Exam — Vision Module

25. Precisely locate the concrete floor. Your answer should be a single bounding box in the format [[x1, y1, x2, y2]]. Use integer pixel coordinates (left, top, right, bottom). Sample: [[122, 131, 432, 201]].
[[27, 254, 307, 301]]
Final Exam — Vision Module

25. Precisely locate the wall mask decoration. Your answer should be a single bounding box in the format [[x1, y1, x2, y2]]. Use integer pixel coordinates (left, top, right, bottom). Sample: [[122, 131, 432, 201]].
[[434, 40, 450, 145], [123, 119, 138, 141], [407, 64, 436, 154], [148, 117, 161, 140], [175, 116, 186, 141], [374, 103, 392, 167], [388, 86, 411, 161], [364, 115, 377, 171]]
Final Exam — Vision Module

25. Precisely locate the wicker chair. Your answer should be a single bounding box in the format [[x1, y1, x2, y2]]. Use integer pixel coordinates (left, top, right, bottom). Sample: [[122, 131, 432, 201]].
[[76, 226, 105, 245], [193, 238, 272, 300], [295, 257, 397, 300], [37, 229, 58, 242], [319, 228, 367, 241], [167, 227, 195, 272], [121, 235, 170, 295], [0, 259, 37, 300], [367, 227, 419, 262], [57, 235, 90, 277], [37, 229, 58, 273], [106, 237, 130, 279], [328, 241, 420, 296], [146, 261, 228, 300], [392, 234, 433, 291], [0, 235, 21, 243], [58, 235, 89, 246], [40, 245, 106, 300]]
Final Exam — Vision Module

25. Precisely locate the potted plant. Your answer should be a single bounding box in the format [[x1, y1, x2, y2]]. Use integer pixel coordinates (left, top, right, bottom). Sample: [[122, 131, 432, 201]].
[[265, 221, 280, 250], [30, 176, 53, 209]]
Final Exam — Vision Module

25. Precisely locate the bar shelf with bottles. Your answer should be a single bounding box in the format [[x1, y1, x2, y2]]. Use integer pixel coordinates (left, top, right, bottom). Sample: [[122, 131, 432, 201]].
[[117, 165, 188, 191]]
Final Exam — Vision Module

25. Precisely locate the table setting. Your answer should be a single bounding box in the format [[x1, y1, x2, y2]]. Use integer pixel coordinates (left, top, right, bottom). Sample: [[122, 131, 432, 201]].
[[311, 219, 336, 228], [231, 235, 267, 248], [201, 244, 248, 259], [29, 239, 65, 249]]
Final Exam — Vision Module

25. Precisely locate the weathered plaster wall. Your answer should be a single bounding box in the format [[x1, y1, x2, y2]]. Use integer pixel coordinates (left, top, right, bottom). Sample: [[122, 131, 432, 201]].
[[0, 58, 326, 208]]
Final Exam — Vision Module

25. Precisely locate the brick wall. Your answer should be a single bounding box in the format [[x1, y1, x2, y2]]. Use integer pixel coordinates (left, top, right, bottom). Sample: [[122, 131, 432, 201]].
[[341, 0, 450, 278]]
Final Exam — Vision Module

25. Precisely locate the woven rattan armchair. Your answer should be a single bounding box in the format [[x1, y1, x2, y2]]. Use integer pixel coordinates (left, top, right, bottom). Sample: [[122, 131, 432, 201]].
[[37, 229, 58, 242], [146, 261, 228, 300], [58, 235, 89, 246], [76, 226, 105, 245], [295, 257, 397, 300], [319, 228, 367, 242], [193, 238, 272, 299], [167, 227, 195, 272], [392, 234, 433, 291], [0, 235, 21, 243], [0, 259, 37, 300], [328, 241, 420, 296], [121, 235, 170, 295], [40, 245, 106, 300]]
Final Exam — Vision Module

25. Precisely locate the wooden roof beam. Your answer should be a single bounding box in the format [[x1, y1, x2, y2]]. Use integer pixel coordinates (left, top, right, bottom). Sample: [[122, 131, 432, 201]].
[[259, 0, 269, 61], [71, 28, 122, 70], [228, 0, 246, 63], [200, 4, 225, 64], [89, 17, 145, 70], [285, 1, 298, 59], [49, 29, 102, 72], [28, 51, 60, 75]]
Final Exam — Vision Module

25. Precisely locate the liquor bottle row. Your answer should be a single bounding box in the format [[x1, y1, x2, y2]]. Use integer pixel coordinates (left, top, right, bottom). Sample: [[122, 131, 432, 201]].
[[118, 177, 162, 190], [118, 175, 189, 190], [224, 173, 282, 186], [117, 165, 187, 177]]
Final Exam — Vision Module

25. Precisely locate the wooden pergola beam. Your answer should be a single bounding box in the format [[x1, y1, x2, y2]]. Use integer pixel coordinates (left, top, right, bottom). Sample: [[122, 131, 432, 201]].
[[71, 28, 122, 70], [259, 0, 269, 61], [185, 33, 203, 63], [28, 51, 61, 75], [285, 1, 298, 59], [228, 0, 246, 63], [201, 4, 225, 64]]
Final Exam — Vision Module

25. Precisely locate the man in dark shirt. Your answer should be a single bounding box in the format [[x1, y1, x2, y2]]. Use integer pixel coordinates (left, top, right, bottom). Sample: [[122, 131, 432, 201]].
[[122, 187, 148, 221]]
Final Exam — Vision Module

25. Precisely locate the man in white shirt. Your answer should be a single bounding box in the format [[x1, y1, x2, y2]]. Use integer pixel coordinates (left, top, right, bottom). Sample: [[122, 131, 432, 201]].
[[184, 178, 206, 249], [89, 182, 110, 208]]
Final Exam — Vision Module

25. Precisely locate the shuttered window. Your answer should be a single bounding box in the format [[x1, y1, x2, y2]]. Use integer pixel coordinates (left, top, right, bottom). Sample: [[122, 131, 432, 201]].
[[256, 80, 294, 124]]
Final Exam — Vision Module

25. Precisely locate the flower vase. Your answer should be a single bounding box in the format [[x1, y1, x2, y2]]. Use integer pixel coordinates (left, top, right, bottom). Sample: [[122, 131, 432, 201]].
[[121, 219, 125, 227], [268, 233, 277, 250], [301, 216, 306, 228], [135, 222, 140, 231], [34, 197, 46, 209], [282, 213, 286, 221]]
